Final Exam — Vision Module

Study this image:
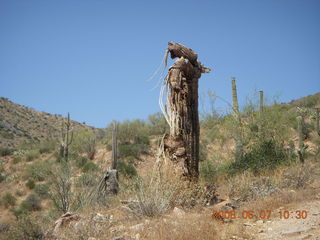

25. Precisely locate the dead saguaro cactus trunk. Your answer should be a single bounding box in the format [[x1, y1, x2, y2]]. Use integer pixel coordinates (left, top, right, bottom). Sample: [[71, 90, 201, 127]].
[[96, 122, 119, 201], [160, 42, 211, 180], [59, 113, 73, 162], [231, 77, 243, 162]]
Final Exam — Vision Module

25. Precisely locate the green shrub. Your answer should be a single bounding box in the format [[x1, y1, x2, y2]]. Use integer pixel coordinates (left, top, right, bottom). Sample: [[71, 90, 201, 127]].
[[15, 190, 25, 197], [26, 179, 36, 189], [147, 112, 169, 135], [24, 150, 40, 162], [37, 139, 56, 154], [76, 174, 97, 187], [135, 135, 150, 145], [39, 147, 51, 154], [75, 156, 88, 168], [82, 162, 98, 173], [0, 222, 10, 234], [72, 130, 97, 159], [0, 148, 16, 156], [0, 174, 5, 183], [0, 193, 17, 208], [200, 159, 217, 182], [34, 184, 50, 199], [20, 194, 41, 212], [6, 215, 44, 240], [118, 160, 137, 177], [118, 143, 149, 159], [228, 140, 287, 174], [12, 156, 22, 164], [118, 143, 139, 159], [24, 160, 51, 181]]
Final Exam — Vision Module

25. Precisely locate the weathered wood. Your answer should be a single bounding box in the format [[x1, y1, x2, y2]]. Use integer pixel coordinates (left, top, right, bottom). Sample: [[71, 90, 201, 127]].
[[162, 42, 210, 180]]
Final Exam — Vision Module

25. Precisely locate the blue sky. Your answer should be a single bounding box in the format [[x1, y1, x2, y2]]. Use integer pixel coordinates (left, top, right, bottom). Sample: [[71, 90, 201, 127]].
[[1, 0, 319, 127]]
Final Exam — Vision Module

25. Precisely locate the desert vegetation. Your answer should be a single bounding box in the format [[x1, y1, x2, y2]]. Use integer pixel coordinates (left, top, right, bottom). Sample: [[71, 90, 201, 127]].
[[0, 42, 320, 239]]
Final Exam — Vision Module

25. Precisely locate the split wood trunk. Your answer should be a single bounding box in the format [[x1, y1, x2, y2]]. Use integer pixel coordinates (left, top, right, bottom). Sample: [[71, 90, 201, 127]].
[[163, 42, 210, 180]]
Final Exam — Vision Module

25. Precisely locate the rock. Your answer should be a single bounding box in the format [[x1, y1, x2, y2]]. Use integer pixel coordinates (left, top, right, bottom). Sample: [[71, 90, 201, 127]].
[[281, 228, 312, 235], [267, 227, 273, 231], [111, 236, 125, 240], [130, 223, 145, 231], [173, 207, 185, 217], [258, 229, 264, 233], [92, 213, 109, 222], [134, 233, 140, 240], [243, 223, 253, 227], [88, 238, 97, 240]]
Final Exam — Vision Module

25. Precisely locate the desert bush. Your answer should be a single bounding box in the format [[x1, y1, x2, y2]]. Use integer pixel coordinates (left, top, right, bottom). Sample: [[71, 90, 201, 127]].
[[296, 94, 319, 108], [15, 190, 25, 197], [24, 150, 40, 162], [228, 140, 287, 174], [26, 179, 36, 189], [12, 156, 22, 164], [0, 148, 16, 156], [228, 172, 279, 201], [118, 160, 137, 177], [82, 162, 98, 173], [200, 159, 217, 182], [127, 178, 175, 217], [147, 112, 169, 135], [34, 183, 50, 199], [0, 222, 10, 235], [48, 163, 72, 213], [53, 150, 63, 162], [72, 130, 97, 160], [282, 165, 315, 189], [76, 173, 97, 187], [24, 160, 51, 181], [6, 215, 44, 240], [75, 156, 88, 168], [118, 143, 140, 159], [20, 194, 42, 212], [0, 173, 5, 183], [0, 193, 17, 208], [38, 139, 56, 154]]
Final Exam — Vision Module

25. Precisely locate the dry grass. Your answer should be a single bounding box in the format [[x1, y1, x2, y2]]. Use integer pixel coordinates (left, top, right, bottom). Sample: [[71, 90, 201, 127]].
[[137, 214, 218, 240]]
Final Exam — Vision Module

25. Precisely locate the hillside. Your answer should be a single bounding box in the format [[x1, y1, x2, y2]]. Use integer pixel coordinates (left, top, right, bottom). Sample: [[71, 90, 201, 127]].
[[0, 97, 96, 148], [0, 92, 319, 240]]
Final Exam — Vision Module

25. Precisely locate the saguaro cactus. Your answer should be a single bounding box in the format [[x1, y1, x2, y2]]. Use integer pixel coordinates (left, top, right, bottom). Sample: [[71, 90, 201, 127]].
[[59, 113, 73, 162], [316, 108, 320, 136], [231, 77, 239, 114], [259, 90, 264, 112], [231, 77, 243, 162], [111, 121, 118, 170], [297, 115, 304, 163], [160, 42, 210, 180]]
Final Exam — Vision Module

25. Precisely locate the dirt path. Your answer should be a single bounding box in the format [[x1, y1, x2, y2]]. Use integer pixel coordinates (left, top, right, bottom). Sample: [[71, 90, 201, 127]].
[[240, 200, 320, 240]]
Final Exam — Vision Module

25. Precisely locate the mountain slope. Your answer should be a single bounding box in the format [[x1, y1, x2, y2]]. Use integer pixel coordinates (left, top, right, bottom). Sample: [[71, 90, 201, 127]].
[[0, 97, 96, 148]]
